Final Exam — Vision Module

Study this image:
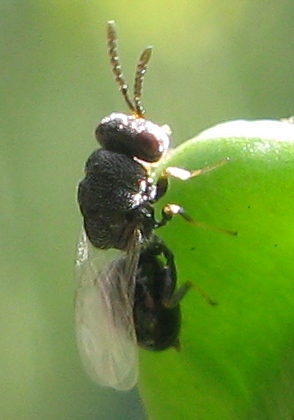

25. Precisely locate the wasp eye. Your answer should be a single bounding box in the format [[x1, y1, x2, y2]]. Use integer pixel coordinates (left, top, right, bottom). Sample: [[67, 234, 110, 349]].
[[95, 113, 170, 163]]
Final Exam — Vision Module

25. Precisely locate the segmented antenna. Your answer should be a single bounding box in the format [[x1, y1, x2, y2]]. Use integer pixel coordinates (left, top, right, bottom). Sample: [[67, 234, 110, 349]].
[[107, 21, 135, 113], [134, 47, 152, 116], [107, 20, 152, 118]]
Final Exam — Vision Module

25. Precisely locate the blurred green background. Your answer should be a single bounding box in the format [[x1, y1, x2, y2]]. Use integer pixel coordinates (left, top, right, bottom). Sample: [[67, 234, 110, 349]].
[[1, 1, 294, 419]]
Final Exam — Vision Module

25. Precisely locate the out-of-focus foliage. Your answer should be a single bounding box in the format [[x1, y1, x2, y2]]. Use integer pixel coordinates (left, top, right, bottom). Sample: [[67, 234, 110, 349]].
[[1, 2, 294, 419]]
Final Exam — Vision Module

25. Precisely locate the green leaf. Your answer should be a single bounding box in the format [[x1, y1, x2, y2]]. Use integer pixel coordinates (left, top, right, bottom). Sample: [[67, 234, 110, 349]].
[[139, 120, 294, 420]]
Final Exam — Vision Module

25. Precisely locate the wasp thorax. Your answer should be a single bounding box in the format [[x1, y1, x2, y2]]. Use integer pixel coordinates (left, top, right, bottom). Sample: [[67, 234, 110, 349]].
[[95, 112, 170, 163]]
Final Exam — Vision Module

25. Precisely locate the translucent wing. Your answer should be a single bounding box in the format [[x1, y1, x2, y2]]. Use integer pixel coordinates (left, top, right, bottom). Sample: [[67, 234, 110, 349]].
[[75, 228, 141, 390]]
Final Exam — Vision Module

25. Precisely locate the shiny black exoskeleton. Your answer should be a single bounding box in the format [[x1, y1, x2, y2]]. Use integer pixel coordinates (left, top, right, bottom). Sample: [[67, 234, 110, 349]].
[[78, 113, 170, 250], [134, 236, 191, 351], [78, 22, 171, 251]]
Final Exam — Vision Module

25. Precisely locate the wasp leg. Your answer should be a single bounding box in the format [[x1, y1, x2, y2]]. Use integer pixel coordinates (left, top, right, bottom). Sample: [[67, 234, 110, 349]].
[[154, 158, 230, 202], [164, 157, 230, 181], [154, 175, 169, 201], [155, 240, 216, 307], [154, 157, 237, 235], [147, 239, 191, 307], [164, 281, 217, 307], [162, 281, 192, 308], [155, 203, 237, 236]]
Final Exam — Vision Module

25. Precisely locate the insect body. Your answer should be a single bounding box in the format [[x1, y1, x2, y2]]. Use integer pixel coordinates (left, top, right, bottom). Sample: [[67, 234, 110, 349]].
[[75, 20, 235, 390], [76, 21, 182, 390]]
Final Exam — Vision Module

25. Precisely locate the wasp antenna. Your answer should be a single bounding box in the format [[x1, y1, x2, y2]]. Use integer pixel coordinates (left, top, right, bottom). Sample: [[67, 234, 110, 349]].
[[133, 47, 153, 117], [107, 20, 135, 113]]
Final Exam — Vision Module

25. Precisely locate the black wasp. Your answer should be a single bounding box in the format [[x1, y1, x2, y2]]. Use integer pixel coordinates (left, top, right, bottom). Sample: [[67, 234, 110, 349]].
[[75, 21, 235, 391]]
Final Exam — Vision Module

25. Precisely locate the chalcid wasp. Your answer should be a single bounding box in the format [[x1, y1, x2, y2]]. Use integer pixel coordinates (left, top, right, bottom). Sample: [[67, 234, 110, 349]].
[[75, 21, 236, 390]]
